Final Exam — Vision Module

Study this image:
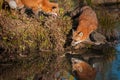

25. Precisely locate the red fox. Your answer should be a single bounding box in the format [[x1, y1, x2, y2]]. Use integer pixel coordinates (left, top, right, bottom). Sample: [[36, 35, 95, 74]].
[[5, 0, 59, 16], [71, 58, 96, 80], [71, 6, 98, 46]]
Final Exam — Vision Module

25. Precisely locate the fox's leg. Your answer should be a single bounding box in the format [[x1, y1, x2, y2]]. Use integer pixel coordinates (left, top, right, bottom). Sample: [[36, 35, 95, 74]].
[[20, 8, 26, 14], [32, 7, 39, 18]]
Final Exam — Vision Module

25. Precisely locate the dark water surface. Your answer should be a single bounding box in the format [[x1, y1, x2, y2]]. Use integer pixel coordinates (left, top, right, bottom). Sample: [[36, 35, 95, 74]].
[[95, 42, 120, 80]]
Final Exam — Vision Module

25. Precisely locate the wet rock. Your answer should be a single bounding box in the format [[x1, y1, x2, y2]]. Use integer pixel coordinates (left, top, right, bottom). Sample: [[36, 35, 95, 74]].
[[90, 31, 107, 45]]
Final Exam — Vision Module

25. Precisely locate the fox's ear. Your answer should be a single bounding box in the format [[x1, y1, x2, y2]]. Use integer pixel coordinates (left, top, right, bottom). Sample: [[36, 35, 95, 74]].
[[78, 32, 83, 36]]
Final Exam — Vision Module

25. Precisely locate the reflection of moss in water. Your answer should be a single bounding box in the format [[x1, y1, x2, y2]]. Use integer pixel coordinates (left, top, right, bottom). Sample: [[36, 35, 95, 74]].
[[102, 46, 116, 62], [0, 51, 72, 80], [0, 47, 116, 79]]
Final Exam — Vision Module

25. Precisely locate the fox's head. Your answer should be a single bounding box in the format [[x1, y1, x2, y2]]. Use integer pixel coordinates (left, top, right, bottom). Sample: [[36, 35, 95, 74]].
[[71, 29, 90, 46], [71, 58, 92, 72], [50, 3, 59, 16], [42, 3, 59, 16]]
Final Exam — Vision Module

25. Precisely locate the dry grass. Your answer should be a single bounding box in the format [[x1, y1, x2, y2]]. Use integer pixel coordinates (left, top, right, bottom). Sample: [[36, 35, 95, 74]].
[[0, 0, 73, 57], [96, 7, 118, 41], [0, 0, 3, 10]]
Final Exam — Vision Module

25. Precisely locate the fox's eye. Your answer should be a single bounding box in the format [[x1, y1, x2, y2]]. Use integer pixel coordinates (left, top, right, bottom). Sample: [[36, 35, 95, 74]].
[[52, 6, 56, 9], [78, 32, 83, 37], [73, 61, 77, 64]]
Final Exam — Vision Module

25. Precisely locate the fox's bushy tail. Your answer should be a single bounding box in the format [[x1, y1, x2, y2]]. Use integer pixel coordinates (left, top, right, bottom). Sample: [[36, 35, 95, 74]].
[[5, 0, 17, 9]]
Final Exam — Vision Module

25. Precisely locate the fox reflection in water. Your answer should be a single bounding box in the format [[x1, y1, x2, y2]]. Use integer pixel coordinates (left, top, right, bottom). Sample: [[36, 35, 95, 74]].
[[71, 58, 97, 80]]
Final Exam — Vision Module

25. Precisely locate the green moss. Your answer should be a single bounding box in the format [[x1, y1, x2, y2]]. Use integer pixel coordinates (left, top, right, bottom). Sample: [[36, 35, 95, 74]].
[[59, 8, 64, 16], [98, 12, 115, 30], [0, 0, 3, 11], [96, 9, 117, 40], [86, 0, 92, 6], [58, 0, 76, 13], [26, 75, 34, 80]]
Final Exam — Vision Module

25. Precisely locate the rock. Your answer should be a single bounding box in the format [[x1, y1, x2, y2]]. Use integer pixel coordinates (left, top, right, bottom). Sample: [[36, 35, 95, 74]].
[[90, 31, 107, 45]]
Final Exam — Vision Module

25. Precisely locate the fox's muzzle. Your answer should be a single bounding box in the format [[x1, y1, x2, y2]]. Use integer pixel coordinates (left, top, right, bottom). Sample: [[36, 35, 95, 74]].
[[71, 40, 82, 46]]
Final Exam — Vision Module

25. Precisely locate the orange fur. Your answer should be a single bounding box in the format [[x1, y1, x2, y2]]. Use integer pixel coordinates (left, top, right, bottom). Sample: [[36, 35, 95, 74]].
[[71, 6, 98, 46], [72, 58, 96, 80], [6, 0, 59, 16]]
